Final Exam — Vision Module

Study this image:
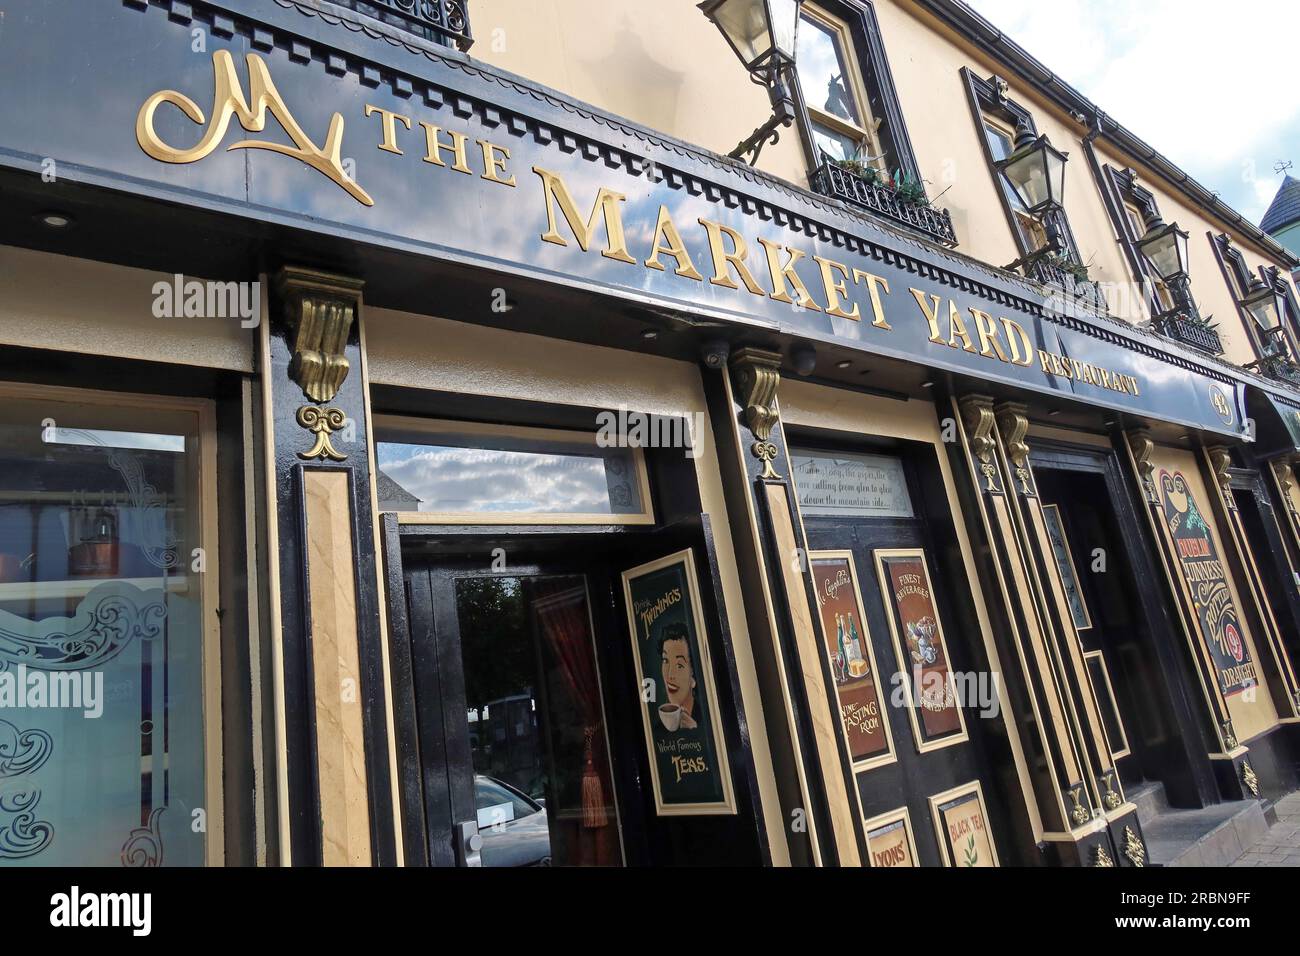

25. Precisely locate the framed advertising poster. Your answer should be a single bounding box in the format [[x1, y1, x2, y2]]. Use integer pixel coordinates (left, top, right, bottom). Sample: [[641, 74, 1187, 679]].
[[929, 781, 998, 867], [864, 807, 919, 868], [810, 550, 895, 769], [1041, 503, 1092, 631], [621, 549, 736, 816], [873, 548, 968, 752]]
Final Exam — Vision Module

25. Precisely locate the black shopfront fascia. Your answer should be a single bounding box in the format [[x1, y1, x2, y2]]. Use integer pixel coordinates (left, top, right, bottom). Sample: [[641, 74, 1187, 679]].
[[0, 0, 1285, 444]]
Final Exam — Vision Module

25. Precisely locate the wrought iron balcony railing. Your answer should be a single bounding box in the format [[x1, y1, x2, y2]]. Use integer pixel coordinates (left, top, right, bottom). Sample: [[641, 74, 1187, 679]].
[[1025, 257, 1108, 314], [1152, 313, 1224, 356], [334, 0, 473, 51], [812, 158, 958, 247], [1250, 328, 1300, 386]]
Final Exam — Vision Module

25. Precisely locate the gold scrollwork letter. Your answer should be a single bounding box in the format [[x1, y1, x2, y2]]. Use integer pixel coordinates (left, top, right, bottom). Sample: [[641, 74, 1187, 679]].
[[730, 347, 783, 480], [994, 401, 1034, 497], [958, 394, 1002, 495], [137, 50, 373, 206]]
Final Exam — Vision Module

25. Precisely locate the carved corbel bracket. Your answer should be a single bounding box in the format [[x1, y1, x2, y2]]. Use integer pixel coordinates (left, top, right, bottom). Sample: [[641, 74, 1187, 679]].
[[1205, 446, 1236, 512], [994, 401, 1034, 497], [1126, 429, 1159, 504], [277, 267, 365, 404], [1271, 454, 1300, 516], [958, 394, 1001, 495], [730, 347, 783, 480]]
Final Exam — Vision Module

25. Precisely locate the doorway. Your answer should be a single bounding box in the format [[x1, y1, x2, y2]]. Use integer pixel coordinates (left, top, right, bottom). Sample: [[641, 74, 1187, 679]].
[[1030, 442, 1216, 808]]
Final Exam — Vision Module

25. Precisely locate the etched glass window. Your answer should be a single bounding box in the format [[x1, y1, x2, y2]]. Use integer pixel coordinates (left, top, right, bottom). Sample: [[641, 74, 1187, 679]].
[[0, 392, 210, 866]]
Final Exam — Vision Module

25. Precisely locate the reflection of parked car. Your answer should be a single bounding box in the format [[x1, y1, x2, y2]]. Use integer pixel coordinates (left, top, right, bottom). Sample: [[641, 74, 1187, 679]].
[[475, 775, 551, 867]]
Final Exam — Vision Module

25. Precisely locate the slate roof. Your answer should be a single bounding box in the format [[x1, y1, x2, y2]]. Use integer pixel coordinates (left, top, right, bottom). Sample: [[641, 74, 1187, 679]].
[[1261, 176, 1300, 234]]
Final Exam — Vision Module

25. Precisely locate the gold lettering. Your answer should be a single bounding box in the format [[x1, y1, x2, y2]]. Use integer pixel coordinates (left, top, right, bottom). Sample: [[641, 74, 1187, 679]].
[[644, 205, 703, 281], [1039, 349, 1053, 373], [364, 104, 411, 155], [420, 123, 473, 174], [698, 218, 766, 295], [947, 300, 976, 353], [855, 271, 892, 330], [532, 166, 637, 264], [814, 256, 859, 320], [136, 50, 373, 205], [970, 308, 1010, 362], [1001, 318, 1033, 366], [758, 239, 823, 311], [910, 289, 945, 343], [477, 139, 516, 187]]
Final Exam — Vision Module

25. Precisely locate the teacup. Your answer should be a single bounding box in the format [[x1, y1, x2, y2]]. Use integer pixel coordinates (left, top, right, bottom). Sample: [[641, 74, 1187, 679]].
[[659, 702, 682, 731]]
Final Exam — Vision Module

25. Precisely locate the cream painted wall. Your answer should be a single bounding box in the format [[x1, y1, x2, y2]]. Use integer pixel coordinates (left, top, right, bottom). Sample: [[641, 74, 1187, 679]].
[[365, 304, 792, 864], [468, 0, 1295, 376], [0, 246, 255, 371], [470, 0, 808, 186]]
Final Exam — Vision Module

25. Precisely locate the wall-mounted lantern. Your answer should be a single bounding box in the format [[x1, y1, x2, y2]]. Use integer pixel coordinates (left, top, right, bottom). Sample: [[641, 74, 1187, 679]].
[[698, 0, 805, 164], [1243, 274, 1286, 335], [997, 123, 1069, 269], [1135, 211, 1203, 323]]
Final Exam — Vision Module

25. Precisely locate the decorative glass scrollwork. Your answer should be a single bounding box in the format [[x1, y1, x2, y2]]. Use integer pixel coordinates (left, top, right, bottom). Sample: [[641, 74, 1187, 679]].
[[0, 719, 53, 778], [0, 790, 54, 860], [0, 582, 166, 670]]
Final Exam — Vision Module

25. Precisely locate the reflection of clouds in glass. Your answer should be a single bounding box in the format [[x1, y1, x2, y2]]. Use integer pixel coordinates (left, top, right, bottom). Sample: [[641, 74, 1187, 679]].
[[377, 443, 621, 513]]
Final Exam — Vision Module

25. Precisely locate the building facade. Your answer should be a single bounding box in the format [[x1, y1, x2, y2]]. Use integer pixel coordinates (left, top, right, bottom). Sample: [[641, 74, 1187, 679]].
[[2, 0, 1300, 868]]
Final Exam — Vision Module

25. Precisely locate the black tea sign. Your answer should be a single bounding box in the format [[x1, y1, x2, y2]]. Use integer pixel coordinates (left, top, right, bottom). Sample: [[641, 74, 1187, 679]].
[[621, 549, 735, 816]]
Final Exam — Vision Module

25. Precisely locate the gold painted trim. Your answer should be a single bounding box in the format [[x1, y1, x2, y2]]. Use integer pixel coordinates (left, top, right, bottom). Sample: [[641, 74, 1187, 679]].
[[927, 779, 1000, 867], [619, 548, 737, 816], [872, 547, 970, 754], [375, 413, 655, 525], [808, 549, 898, 772], [1083, 650, 1132, 760], [862, 805, 919, 868], [1041, 503, 1093, 631]]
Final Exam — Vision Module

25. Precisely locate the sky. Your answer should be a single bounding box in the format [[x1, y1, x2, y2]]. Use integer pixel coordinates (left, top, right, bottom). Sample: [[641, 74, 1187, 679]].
[[964, 0, 1299, 224]]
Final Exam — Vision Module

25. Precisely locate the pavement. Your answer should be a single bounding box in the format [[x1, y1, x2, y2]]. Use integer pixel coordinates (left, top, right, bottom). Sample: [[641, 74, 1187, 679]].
[[1229, 793, 1300, 866]]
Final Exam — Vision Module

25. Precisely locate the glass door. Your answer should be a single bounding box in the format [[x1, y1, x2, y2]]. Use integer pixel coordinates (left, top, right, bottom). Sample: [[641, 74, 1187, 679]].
[[402, 561, 623, 867]]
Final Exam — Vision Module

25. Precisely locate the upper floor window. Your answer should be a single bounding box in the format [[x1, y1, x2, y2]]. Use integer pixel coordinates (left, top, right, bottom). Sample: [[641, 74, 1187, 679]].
[[795, 5, 884, 171]]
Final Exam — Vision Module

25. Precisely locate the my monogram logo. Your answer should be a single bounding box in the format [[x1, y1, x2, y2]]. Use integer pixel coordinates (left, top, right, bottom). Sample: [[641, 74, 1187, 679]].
[[136, 50, 372, 206]]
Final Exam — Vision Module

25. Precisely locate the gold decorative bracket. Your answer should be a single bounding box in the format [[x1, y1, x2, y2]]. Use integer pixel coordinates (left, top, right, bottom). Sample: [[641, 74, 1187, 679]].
[[1066, 784, 1093, 826], [1126, 429, 1158, 504], [1271, 454, 1299, 517], [1100, 770, 1122, 812], [730, 347, 783, 480], [994, 401, 1034, 497], [958, 394, 1002, 495], [278, 267, 365, 404], [1122, 826, 1146, 867], [1205, 445, 1236, 512]]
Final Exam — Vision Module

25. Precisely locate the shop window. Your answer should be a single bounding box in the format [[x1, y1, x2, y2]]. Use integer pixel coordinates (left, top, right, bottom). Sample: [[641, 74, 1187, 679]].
[[374, 416, 654, 524], [0, 386, 216, 866]]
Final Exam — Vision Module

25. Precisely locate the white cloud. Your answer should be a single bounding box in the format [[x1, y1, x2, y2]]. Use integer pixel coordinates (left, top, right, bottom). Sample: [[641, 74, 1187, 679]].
[[966, 0, 1300, 223]]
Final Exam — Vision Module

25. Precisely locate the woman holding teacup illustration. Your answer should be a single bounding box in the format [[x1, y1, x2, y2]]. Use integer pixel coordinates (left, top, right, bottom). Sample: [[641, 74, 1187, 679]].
[[657, 622, 699, 731]]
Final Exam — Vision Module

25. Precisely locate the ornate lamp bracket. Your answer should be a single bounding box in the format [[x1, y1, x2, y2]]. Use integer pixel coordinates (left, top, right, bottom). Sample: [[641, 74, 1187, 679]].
[[958, 395, 1002, 495], [730, 347, 784, 480], [277, 267, 365, 463], [994, 401, 1035, 497]]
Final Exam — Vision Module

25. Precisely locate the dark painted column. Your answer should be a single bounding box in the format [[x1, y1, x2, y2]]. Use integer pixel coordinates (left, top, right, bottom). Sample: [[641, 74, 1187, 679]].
[[262, 266, 397, 866]]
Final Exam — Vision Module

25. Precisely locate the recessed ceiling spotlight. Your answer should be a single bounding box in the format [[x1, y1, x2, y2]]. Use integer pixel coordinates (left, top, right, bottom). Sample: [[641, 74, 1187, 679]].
[[1048, 408, 1061, 417], [836, 359, 851, 369], [642, 329, 659, 341], [37, 211, 73, 228], [920, 380, 935, 388]]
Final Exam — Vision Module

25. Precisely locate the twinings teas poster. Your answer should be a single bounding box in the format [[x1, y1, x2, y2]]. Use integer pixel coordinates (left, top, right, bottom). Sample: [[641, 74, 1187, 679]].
[[622, 550, 734, 815], [867, 818, 916, 867], [811, 554, 891, 763], [1157, 469, 1258, 698], [879, 552, 963, 743], [938, 790, 996, 867]]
